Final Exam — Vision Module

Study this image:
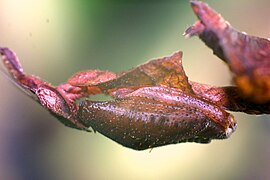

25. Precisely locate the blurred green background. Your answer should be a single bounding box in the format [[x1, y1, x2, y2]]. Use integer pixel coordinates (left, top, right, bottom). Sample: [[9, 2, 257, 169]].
[[0, 0, 270, 179]]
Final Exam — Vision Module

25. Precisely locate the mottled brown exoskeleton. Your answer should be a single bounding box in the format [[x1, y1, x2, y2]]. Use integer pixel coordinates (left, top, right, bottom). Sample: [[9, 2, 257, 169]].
[[1, 1, 269, 150]]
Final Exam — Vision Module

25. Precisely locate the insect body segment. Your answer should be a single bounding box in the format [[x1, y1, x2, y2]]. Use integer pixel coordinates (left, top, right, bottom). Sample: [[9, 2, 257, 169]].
[[123, 86, 236, 131], [78, 95, 232, 150]]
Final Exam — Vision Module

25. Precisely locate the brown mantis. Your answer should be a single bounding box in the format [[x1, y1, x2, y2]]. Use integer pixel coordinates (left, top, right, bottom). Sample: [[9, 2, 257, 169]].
[[1, 1, 269, 150]]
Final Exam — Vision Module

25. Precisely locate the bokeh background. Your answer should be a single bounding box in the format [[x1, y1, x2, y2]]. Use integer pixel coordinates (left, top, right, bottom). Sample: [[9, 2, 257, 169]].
[[0, 0, 270, 179]]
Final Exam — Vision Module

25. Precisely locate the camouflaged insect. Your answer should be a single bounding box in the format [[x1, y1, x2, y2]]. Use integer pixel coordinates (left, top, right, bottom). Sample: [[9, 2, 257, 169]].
[[0, 1, 269, 150]]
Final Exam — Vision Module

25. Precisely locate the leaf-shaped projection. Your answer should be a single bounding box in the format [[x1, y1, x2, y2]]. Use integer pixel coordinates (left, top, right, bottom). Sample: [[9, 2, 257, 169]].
[[68, 51, 194, 95], [184, 0, 270, 103]]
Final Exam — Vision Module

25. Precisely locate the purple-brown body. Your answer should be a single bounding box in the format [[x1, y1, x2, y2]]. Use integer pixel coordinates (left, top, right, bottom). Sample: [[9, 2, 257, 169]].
[[1, 1, 269, 150]]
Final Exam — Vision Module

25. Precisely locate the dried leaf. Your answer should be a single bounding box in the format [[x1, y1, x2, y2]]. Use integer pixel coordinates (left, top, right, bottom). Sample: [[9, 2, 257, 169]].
[[1, 1, 269, 150], [68, 51, 194, 95], [185, 0, 270, 103], [190, 82, 270, 114]]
